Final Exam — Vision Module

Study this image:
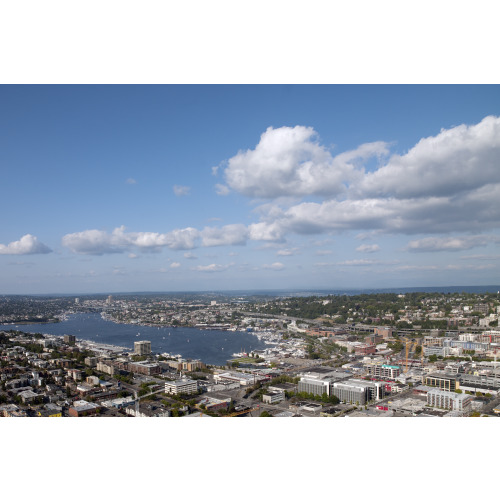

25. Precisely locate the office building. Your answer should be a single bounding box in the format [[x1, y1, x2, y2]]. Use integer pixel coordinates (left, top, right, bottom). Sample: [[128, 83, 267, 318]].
[[298, 377, 331, 396], [332, 379, 384, 405], [165, 378, 198, 395]]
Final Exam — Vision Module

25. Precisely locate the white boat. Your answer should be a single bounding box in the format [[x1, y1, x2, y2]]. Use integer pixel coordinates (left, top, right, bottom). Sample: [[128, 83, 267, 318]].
[[232, 351, 247, 358]]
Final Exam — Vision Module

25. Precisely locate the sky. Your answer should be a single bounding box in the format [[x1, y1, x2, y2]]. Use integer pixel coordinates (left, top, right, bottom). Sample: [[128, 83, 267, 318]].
[[1, 84, 500, 293]]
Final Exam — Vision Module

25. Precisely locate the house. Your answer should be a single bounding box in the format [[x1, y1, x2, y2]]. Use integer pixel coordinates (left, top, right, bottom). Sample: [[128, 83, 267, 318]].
[[18, 389, 41, 404]]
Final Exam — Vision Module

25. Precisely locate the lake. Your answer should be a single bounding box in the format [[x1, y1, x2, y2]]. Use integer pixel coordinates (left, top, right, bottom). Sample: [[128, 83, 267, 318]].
[[7, 313, 268, 366]]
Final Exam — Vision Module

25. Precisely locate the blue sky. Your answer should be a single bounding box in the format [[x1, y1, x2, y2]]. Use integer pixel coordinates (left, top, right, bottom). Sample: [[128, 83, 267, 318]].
[[2, 84, 500, 293]]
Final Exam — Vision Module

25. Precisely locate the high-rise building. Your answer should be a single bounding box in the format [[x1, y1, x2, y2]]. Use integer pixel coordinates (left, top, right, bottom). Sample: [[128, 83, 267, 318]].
[[106, 295, 113, 305], [134, 341, 151, 356], [64, 335, 76, 345]]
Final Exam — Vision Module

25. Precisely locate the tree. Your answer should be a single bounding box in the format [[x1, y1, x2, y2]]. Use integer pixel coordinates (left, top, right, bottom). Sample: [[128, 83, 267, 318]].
[[260, 411, 272, 417]]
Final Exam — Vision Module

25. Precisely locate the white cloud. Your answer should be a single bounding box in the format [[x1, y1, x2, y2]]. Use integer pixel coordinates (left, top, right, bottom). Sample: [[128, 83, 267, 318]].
[[128, 253, 138, 259], [277, 248, 298, 256], [316, 249, 333, 256], [62, 228, 125, 255], [0, 234, 52, 255], [215, 183, 230, 196], [58, 117, 500, 259], [173, 185, 191, 196], [337, 259, 379, 266], [357, 116, 500, 200], [248, 221, 286, 242], [405, 235, 496, 253], [395, 264, 439, 271], [126, 178, 137, 185], [183, 252, 197, 259], [170, 262, 181, 268], [222, 125, 389, 198], [211, 166, 219, 176], [460, 254, 500, 261], [263, 262, 285, 270], [201, 224, 248, 247], [356, 244, 380, 253], [193, 263, 231, 272], [211, 117, 500, 244], [62, 226, 200, 254]]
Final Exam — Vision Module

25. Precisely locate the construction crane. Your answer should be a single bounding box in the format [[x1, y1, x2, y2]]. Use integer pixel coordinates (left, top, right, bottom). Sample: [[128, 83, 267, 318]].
[[404, 339, 424, 374]]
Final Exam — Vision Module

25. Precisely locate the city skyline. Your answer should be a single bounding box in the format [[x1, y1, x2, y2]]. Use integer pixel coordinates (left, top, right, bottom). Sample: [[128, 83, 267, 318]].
[[2, 85, 500, 293]]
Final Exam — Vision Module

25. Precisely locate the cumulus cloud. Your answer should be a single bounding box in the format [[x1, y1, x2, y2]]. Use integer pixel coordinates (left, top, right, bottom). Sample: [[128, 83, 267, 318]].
[[170, 262, 181, 268], [183, 252, 197, 259], [270, 188, 500, 236], [193, 263, 231, 272], [173, 185, 191, 196], [337, 259, 379, 266], [263, 262, 285, 270], [62, 228, 125, 255], [60, 117, 500, 258], [62, 226, 200, 254], [248, 221, 286, 242], [222, 125, 389, 198], [201, 224, 248, 247], [356, 244, 380, 253], [405, 235, 496, 252], [357, 116, 500, 199], [213, 117, 500, 242], [0, 234, 52, 255], [277, 248, 298, 256]]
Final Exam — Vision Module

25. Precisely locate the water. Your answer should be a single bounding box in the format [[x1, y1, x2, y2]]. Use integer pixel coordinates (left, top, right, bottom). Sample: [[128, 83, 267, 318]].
[[7, 313, 268, 366]]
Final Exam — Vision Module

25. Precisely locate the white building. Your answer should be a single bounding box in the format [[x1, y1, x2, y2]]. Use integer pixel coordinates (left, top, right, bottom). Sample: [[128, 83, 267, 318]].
[[427, 389, 472, 413], [262, 391, 285, 404], [165, 378, 198, 395]]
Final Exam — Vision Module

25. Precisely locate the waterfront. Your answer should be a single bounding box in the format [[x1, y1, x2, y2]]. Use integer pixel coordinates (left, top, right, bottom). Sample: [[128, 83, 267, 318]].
[[6, 313, 268, 366]]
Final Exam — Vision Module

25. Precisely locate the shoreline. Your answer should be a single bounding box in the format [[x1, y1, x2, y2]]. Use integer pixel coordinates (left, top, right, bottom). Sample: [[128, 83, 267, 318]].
[[3, 314, 269, 365]]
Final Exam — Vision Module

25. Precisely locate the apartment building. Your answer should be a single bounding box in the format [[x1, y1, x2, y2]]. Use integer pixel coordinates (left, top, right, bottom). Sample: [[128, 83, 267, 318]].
[[427, 389, 472, 413]]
